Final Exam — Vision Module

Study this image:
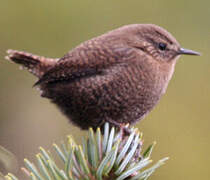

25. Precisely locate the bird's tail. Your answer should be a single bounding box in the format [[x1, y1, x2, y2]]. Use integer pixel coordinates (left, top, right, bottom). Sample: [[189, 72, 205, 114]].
[[5, 49, 58, 78]]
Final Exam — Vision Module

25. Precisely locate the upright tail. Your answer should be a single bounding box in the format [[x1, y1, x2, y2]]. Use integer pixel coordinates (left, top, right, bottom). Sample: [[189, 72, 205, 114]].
[[6, 49, 58, 78]]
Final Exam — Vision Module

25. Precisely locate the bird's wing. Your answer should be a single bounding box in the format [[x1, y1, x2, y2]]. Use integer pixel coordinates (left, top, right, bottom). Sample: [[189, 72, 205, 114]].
[[34, 43, 135, 86]]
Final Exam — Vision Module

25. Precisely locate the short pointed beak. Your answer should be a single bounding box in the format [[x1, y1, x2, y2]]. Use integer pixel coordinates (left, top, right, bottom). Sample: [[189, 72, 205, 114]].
[[178, 48, 201, 56]]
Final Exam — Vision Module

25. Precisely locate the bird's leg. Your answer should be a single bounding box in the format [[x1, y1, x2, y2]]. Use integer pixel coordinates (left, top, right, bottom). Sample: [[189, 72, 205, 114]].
[[133, 141, 143, 162], [105, 119, 131, 136]]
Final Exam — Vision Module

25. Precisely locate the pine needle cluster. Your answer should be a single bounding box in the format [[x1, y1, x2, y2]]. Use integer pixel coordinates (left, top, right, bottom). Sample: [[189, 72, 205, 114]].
[[4, 123, 168, 180]]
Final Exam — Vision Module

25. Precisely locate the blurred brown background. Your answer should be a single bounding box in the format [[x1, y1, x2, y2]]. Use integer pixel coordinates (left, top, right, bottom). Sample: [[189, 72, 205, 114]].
[[0, 0, 209, 179]]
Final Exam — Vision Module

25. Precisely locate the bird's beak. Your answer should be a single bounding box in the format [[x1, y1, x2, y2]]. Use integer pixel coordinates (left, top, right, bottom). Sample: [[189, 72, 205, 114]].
[[178, 48, 201, 56]]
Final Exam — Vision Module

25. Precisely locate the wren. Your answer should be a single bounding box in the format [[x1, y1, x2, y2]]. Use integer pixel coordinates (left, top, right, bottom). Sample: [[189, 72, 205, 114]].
[[5, 24, 200, 130]]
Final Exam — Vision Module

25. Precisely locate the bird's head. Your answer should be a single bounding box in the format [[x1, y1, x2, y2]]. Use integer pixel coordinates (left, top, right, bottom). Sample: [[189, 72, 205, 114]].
[[116, 24, 200, 62]]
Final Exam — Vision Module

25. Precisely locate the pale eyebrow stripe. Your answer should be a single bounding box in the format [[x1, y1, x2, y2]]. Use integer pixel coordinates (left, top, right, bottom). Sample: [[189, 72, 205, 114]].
[[154, 30, 173, 44]]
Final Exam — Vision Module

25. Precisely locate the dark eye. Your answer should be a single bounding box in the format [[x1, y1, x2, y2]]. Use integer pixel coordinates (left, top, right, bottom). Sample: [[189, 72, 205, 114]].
[[158, 43, 167, 51]]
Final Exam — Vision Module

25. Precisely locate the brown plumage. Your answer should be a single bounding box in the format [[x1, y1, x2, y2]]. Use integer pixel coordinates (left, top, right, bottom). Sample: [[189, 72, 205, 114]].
[[5, 24, 200, 130]]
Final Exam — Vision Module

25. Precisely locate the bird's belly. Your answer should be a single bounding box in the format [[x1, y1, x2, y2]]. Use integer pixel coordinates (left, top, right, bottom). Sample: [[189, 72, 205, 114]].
[[42, 77, 162, 129]]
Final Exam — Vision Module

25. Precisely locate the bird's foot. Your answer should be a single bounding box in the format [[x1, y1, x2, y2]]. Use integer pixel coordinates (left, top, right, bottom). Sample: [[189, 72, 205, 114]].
[[105, 119, 131, 137]]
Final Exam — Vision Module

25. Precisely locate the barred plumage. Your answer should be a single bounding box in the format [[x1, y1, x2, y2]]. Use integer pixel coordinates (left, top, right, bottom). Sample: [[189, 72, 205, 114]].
[[5, 24, 200, 130]]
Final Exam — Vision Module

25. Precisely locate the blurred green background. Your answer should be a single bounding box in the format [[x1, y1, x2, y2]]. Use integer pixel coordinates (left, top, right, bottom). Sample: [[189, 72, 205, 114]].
[[0, 0, 209, 179]]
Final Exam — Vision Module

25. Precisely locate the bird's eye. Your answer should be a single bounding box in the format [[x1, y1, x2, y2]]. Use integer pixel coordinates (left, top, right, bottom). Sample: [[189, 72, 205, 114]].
[[158, 43, 167, 51]]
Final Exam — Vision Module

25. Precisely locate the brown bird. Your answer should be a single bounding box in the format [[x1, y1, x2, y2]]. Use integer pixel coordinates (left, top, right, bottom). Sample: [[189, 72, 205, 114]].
[[5, 24, 200, 130]]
